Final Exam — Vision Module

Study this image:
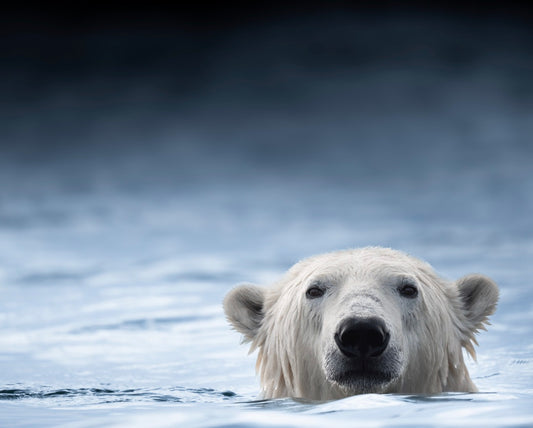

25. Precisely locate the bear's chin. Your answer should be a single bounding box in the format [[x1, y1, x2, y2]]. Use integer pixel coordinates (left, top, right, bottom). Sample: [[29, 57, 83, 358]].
[[324, 348, 403, 394], [327, 368, 397, 394]]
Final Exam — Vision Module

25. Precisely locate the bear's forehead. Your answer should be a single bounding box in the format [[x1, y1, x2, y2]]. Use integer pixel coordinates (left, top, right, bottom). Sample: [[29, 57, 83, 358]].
[[289, 248, 436, 286]]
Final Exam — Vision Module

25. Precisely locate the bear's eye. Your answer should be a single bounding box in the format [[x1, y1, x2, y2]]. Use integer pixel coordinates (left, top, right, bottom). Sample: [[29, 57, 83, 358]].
[[306, 286, 325, 299], [398, 283, 418, 298]]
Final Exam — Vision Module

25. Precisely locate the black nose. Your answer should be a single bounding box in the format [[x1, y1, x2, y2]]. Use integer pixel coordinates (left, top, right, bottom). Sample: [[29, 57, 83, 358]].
[[334, 317, 390, 358]]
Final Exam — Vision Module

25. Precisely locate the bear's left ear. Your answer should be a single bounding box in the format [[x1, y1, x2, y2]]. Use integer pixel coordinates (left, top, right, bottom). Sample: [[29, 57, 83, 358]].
[[223, 284, 265, 342], [456, 274, 499, 331]]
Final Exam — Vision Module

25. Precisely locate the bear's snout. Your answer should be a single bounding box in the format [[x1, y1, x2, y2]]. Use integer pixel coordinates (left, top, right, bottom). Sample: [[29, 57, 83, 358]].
[[334, 317, 390, 359]]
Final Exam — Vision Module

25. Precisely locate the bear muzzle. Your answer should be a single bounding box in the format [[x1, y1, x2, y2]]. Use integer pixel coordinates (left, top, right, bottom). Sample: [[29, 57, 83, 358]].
[[325, 316, 400, 393]]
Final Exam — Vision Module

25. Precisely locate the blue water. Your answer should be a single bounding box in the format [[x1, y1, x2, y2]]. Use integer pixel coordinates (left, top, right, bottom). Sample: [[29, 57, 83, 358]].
[[1, 12, 533, 427]]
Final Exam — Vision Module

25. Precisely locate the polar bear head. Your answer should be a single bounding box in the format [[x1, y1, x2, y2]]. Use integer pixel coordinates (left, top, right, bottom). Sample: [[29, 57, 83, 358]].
[[223, 248, 499, 400]]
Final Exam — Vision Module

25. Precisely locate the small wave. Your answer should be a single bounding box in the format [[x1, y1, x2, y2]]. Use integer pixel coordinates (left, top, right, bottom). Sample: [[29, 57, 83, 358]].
[[0, 388, 117, 400], [16, 270, 93, 285], [70, 315, 215, 333], [164, 271, 241, 283], [401, 393, 479, 403], [0, 386, 237, 404]]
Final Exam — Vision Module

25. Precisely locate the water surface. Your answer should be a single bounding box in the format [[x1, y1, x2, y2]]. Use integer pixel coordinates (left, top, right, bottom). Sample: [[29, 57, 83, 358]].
[[1, 10, 533, 427]]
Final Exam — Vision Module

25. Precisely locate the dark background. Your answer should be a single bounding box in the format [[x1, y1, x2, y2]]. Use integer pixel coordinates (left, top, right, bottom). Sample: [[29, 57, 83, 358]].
[[3, 2, 532, 162], [1, 2, 532, 244]]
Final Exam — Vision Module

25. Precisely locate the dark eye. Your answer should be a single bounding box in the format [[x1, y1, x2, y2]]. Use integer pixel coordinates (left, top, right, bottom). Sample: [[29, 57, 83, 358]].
[[306, 286, 325, 299], [399, 283, 418, 298]]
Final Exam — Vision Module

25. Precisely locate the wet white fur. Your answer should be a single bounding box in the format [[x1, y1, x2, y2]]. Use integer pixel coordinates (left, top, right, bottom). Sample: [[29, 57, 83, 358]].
[[224, 247, 499, 400]]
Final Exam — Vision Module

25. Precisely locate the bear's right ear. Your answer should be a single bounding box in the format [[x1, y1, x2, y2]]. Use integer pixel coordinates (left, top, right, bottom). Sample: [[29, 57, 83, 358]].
[[456, 274, 499, 333], [223, 284, 265, 342]]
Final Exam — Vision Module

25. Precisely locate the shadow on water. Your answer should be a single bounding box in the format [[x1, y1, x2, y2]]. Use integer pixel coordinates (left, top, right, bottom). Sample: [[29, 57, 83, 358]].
[[2, 387, 486, 410]]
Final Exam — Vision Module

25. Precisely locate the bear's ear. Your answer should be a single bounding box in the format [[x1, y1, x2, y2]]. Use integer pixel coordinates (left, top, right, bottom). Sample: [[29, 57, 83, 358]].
[[223, 284, 265, 342], [456, 274, 499, 331]]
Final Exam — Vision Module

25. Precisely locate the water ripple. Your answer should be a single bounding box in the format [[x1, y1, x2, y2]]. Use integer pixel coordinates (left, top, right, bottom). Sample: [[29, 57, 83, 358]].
[[70, 315, 215, 333], [0, 386, 237, 404]]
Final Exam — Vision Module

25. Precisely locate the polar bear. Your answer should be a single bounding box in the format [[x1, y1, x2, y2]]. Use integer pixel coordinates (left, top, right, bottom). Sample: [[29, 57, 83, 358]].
[[223, 247, 499, 400]]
